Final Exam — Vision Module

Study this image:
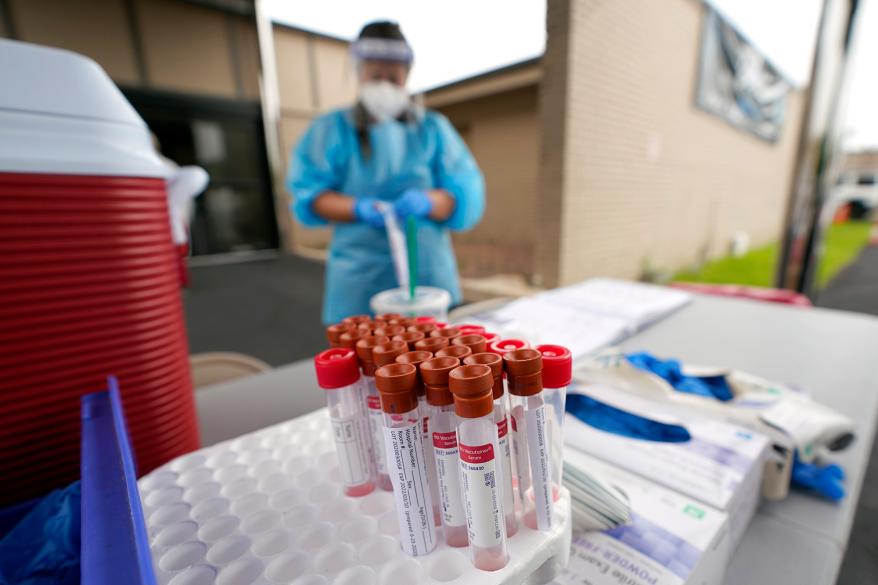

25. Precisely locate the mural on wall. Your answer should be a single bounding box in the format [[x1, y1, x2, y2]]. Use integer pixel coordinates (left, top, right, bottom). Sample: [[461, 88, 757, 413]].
[[695, 6, 791, 142]]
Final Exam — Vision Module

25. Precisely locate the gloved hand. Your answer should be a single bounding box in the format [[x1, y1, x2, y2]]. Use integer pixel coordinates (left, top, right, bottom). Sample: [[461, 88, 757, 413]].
[[393, 188, 433, 221], [353, 197, 385, 229]]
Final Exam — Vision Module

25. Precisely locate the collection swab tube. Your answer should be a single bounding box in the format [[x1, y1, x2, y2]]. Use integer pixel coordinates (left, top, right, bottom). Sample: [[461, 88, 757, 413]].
[[313, 348, 375, 497], [464, 352, 517, 537], [396, 350, 442, 525], [535, 344, 572, 500], [375, 362, 438, 556], [504, 348, 554, 531], [370, 339, 410, 491], [450, 364, 509, 571], [393, 330, 425, 350], [453, 334, 488, 355], [421, 356, 468, 547]]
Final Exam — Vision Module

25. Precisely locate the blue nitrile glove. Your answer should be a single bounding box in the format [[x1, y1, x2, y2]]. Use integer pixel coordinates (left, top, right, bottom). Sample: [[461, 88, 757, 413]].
[[626, 352, 734, 401], [353, 197, 385, 228], [791, 453, 846, 501], [0, 481, 81, 585], [566, 393, 691, 443], [393, 188, 433, 221]]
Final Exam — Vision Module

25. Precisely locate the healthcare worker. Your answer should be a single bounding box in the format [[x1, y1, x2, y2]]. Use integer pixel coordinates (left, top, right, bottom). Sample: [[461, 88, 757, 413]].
[[287, 21, 485, 324]]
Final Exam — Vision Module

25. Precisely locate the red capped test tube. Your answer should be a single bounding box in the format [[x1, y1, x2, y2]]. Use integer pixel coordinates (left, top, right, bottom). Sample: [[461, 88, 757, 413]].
[[504, 349, 553, 531], [375, 363, 438, 556], [535, 344, 572, 500], [313, 348, 375, 497], [450, 364, 510, 571], [464, 352, 517, 537], [421, 356, 468, 547]]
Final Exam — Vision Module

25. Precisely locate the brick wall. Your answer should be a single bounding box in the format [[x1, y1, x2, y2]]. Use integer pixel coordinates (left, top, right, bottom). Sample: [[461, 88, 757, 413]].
[[540, 0, 805, 286]]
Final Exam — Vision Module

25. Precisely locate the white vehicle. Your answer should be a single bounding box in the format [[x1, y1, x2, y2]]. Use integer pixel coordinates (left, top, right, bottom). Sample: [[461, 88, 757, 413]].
[[832, 171, 878, 218]]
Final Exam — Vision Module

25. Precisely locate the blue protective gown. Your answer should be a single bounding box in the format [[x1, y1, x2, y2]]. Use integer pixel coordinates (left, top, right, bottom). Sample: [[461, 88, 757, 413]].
[[287, 107, 485, 324]]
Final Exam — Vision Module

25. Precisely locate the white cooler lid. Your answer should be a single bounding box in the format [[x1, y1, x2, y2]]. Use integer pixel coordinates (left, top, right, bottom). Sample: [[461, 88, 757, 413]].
[[0, 39, 167, 177]]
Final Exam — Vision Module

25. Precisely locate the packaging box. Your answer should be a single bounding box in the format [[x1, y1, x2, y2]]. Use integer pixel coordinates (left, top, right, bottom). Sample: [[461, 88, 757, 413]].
[[564, 383, 769, 553], [555, 452, 730, 585]]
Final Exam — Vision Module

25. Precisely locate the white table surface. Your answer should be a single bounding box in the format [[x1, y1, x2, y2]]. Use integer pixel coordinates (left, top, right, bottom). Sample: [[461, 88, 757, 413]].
[[194, 294, 878, 584]]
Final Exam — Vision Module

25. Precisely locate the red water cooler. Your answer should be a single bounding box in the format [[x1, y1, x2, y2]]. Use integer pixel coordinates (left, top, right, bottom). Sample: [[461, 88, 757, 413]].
[[0, 40, 199, 505]]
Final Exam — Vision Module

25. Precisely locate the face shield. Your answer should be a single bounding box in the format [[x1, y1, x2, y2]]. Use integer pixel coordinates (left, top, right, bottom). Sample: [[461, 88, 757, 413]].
[[350, 38, 415, 123]]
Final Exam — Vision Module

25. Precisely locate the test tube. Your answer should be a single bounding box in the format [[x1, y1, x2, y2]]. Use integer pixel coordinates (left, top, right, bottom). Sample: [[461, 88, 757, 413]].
[[374, 324, 405, 338], [456, 324, 487, 335], [414, 335, 448, 354], [357, 319, 386, 334], [482, 331, 500, 347], [342, 314, 370, 326], [464, 352, 517, 537], [338, 328, 374, 476], [395, 317, 418, 329], [313, 348, 375, 497], [504, 348, 553, 531], [408, 322, 437, 336], [535, 344, 572, 501], [435, 344, 472, 361], [375, 312, 403, 322], [489, 338, 530, 503], [431, 326, 462, 343], [373, 338, 410, 491], [355, 335, 392, 492], [454, 333, 488, 355], [375, 362, 438, 556], [421, 356, 468, 547], [396, 350, 443, 525], [488, 338, 529, 356], [393, 330, 425, 351], [325, 322, 355, 348], [449, 364, 510, 571]]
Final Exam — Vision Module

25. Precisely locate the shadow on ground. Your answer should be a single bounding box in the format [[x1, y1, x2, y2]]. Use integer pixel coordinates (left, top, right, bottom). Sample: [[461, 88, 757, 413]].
[[183, 254, 326, 367]]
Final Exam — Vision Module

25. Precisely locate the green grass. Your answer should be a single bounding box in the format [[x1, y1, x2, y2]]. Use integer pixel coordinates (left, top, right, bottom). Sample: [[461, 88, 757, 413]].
[[673, 221, 872, 289]]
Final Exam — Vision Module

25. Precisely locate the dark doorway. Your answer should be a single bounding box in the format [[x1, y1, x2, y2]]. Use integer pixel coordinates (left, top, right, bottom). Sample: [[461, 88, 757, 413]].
[[123, 88, 278, 256]]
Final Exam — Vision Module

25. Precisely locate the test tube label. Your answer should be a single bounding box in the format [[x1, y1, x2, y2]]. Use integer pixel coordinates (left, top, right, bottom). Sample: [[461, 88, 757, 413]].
[[496, 417, 515, 520], [525, 404, 553, 530], [510, 406, 532, 504], [366, 394, 387, 475], [331, 415, 372, 487], [459, 442, 504, 548], [384, 422, 437, 556], [433, 431, 466, 527]]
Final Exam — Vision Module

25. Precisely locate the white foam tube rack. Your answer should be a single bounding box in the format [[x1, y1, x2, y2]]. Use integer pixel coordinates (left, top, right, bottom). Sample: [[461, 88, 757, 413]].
[[139, 408, 572, 585]]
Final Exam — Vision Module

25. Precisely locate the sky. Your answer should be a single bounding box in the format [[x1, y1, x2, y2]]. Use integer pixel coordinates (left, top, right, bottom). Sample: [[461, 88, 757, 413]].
[[268, 0, 878, 149]]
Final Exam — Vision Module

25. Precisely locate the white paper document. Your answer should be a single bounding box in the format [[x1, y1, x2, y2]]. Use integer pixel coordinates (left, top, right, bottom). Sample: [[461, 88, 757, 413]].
[[537, 278, 691, 331]]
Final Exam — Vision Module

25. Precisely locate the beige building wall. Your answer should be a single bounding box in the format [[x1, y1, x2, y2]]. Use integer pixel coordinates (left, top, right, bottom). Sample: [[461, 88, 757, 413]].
[[7, 0, 142, 85], [273, 26, 356, 252], [430, 86, 540, 279], [540, 0, 805, 286], [842, 150, 878, 172]]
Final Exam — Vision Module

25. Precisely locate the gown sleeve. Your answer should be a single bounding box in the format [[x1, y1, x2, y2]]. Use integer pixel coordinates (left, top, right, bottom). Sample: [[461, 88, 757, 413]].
[[286, 111, 347, 227], [428, 112, 486, 232]]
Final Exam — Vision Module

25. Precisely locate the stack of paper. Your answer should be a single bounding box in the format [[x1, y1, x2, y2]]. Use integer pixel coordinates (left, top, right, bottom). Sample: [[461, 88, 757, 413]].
[[461, 279, 691, 358]]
